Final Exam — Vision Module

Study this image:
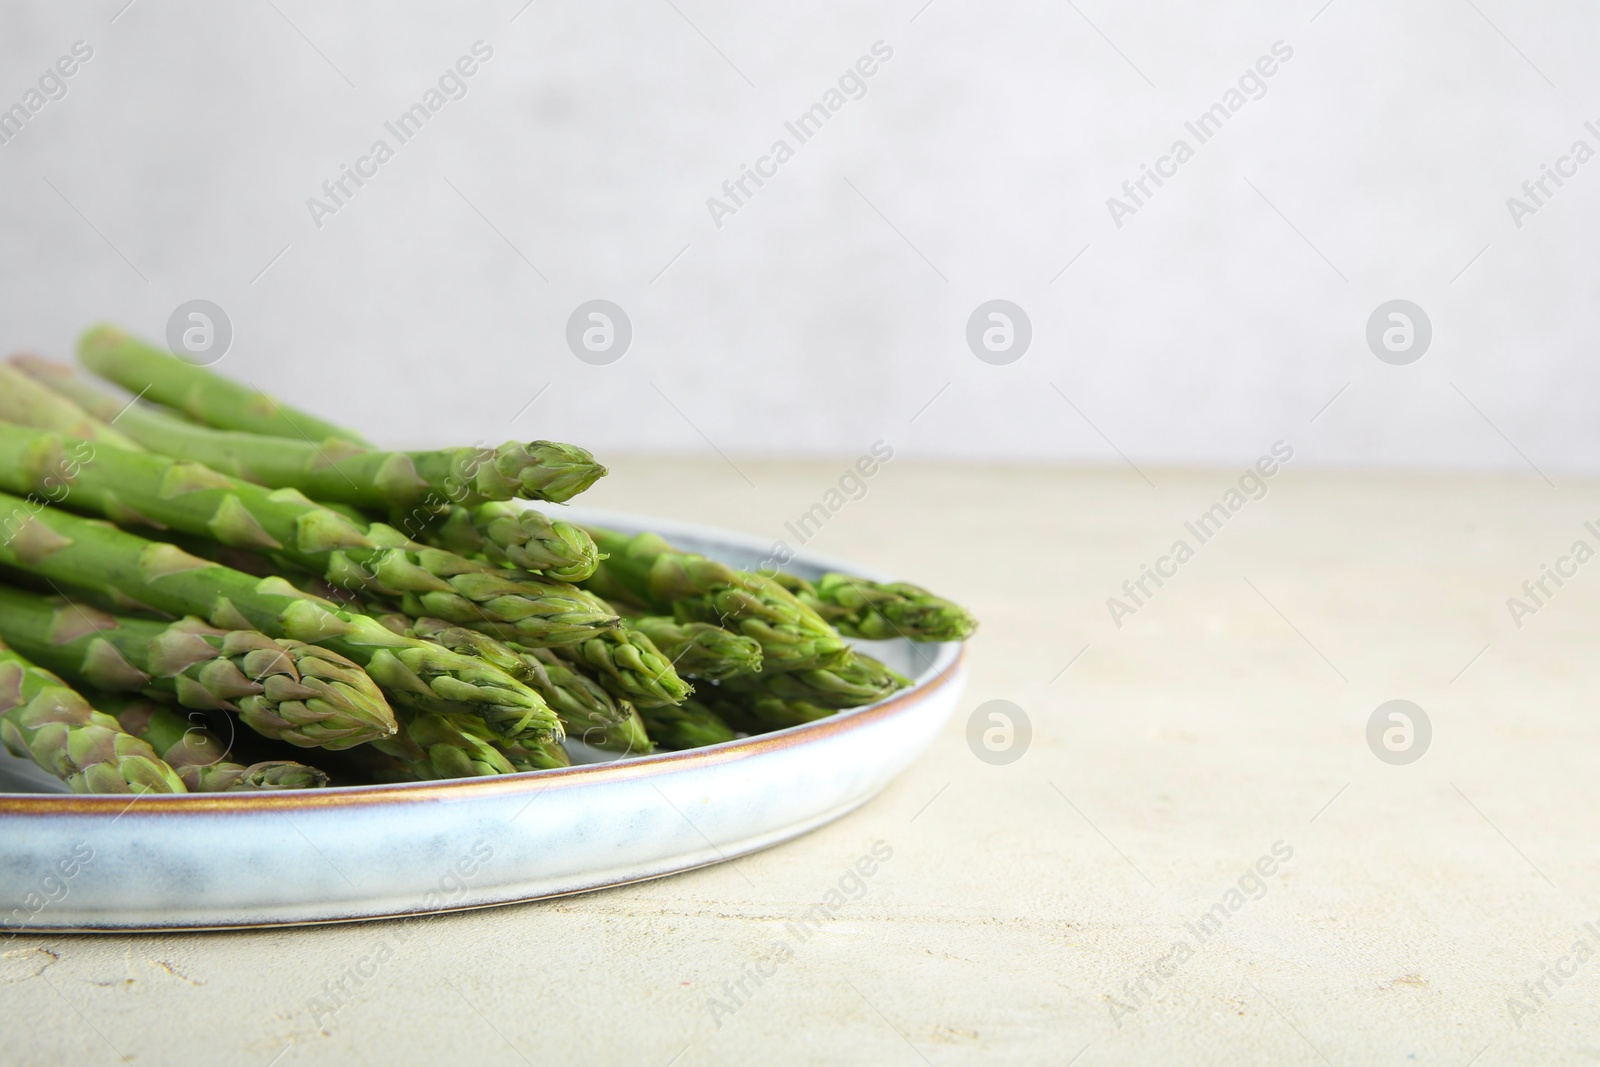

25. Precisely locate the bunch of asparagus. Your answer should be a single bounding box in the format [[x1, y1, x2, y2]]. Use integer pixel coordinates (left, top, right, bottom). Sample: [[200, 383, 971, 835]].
[[0, 326, 976, 794]]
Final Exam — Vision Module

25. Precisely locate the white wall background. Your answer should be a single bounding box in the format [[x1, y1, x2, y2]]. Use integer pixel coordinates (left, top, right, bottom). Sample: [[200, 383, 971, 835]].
[[1, 0, 1596, 475]]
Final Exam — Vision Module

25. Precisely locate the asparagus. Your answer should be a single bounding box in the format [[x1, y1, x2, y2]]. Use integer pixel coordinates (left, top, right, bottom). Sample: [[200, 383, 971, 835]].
[[12, 357, 606, 510], [580, 529, 852, 672], [626, 615, 762, 680], [0, 363, 141, 450], [691, 653, 912, 735], [78, 325, 372, 446], [0, 639, 186, 794], [516, 647, 651, 753], [100, 694, 330, 790], [363, 709, 572, 780], [720, 653, 911, 710], [244, 576, 645, 752], [367, 608, 651, 753], [498, 734, 572, 772], [545, 626, 692, 708], [369, 609, 536, 679], [368, 710, 518, 780], [393, 565, 617, 650], [637, 699, 738, 751], [701, 690, 836, 732], [409, 501, 601, 582], [0, 425, 624, 648], [0, 584, 392, 749], [0, 493, 559, 741], [772, 572, 977, 642]]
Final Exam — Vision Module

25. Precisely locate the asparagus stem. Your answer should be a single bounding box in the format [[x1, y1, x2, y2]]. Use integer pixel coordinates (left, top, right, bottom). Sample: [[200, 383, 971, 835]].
[[368, 609, 534, 678], [408, 502, 602, 582], [368, 608, 652, 754], [0, 639, 186, 794], [0, 424, 623, 648], [497, 735, 572, 771], [390, 559, 618, 649], [368, 710, 519, 780], [0, 584, 393, 749], [580, 528, 853, 672], [96, 693, 331, 790], [0, 492, 560, 742], [637, 699, 738, 751], [0, 363, 141, 450], [771, 572, 977, 642], [515, 646, 652, 753], [78, 325, 372, 446], [626, 615, 762, 680], [543, 625, 693, 708], [700, 691, 837, 732], [690, 653, 911, 735], [12, 357, 606, 509], [360, 708, 572, 780], [719, 653, 911, 710]]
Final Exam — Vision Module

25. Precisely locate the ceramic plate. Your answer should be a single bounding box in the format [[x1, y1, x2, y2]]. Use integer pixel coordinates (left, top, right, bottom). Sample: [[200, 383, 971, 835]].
[[0, 507, 967, 931]]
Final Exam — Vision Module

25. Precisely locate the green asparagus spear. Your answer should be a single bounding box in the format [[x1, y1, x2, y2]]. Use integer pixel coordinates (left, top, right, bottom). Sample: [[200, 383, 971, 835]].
[[366, 608, 651, 754], [99, 694, 331, 790], [497, 734, 572, 771], [580, 529, 852, 672], [771, 572, 977, 642], [0, 363, 141, 450], [637, 699, 738, 751], [409, 501, 601, 582], [391, 563, 618, 650], [719, 653, 911, 709], [78, 325, 372, 446], [0, 585, 392, 749], [182, 566, 634, 754], [12, 356, 606, 509], [0, 639, 186, 794], [368, 609, 534, 678], [0, 493, 559, 741], [701, 690, 836, 732], [364, 708, 572, 779], [626, 615, 762, 680], [367, 710, 519, 780], [544, 626, 693, 708], [514, 646, 651, 753], [693, 654, 912, 734], [0, 425, 623, 648]]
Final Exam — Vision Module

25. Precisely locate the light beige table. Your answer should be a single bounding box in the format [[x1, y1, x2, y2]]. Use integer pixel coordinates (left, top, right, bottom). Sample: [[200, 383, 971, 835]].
[[6, 460, 1596, 1065]]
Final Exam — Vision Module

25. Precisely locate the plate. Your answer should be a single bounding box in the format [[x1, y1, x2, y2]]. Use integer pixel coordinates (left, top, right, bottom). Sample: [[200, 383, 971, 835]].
[[0, 507, 967, 931]]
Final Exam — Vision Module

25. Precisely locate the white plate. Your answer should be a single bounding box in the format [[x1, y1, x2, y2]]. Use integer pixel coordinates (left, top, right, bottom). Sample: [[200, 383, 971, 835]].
[[0, 507, 967, 931]]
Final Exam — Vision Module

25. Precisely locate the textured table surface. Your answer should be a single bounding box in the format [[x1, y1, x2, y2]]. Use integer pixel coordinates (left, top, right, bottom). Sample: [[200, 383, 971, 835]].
[[4, 459, 1596, 1066]]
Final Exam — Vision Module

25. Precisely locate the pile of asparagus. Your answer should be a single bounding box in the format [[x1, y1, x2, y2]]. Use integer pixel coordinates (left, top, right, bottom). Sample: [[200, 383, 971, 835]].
[[0, 326, 976, 794]]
